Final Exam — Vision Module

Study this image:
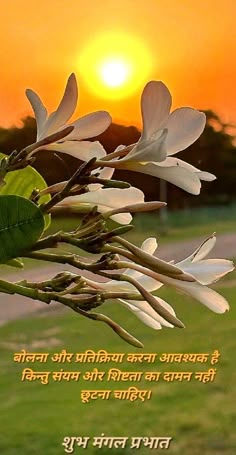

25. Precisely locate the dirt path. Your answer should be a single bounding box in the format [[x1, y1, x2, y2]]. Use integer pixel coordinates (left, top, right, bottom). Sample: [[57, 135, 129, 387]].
[[0, 232, 235, 325]]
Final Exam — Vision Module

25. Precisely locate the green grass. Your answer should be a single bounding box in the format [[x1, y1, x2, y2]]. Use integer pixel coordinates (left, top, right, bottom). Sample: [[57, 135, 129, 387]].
[[126, 204, 236, 244], [0, 279, 235, 454]]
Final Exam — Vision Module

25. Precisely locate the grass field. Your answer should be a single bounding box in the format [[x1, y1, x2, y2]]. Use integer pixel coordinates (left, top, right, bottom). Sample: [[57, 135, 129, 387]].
[[129, 205, 236, 244], [0, 272, 235, 454]]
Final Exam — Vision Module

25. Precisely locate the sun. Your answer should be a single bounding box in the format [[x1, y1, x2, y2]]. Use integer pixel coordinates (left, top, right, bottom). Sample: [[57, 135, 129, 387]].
[[100, 60, 129, 88], [77, 31, 152, 100]]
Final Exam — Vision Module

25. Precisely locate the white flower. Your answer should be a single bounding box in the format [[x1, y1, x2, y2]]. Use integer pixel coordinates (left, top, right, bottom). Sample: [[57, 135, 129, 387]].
[[102, 235, 234, 329], [26, 73, 111, 159], [119, 297, 177, 330], [175, 235, 233, 285], [101, 81, 215, 194], [56, 179, 145, 224], [101, 238, 177, 329], [160, 235, 234, 313]]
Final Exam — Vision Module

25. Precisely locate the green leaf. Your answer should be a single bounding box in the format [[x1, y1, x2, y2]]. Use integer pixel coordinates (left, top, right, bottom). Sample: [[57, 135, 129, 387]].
[[0, 195, 45, 263], [0, 153, 51, 229]]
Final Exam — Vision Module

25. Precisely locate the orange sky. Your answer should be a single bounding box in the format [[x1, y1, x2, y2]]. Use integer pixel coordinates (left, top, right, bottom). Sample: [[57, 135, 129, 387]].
[[0, 0, 236, 131]]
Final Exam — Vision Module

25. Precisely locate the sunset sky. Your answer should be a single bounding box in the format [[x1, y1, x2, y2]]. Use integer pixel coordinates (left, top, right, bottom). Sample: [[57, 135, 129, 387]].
[[0, 0, 235, 131]]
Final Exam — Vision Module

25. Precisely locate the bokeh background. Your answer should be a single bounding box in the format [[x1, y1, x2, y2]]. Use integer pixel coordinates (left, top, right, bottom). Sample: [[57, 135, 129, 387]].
[[0, 1, 236, 454]]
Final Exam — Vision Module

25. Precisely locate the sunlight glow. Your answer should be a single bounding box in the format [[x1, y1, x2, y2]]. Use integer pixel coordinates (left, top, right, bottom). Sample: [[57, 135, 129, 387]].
[[77, 32, 152, 100]]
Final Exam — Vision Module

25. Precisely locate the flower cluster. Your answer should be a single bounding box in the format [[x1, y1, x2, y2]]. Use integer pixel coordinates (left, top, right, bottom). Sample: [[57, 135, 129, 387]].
[[0, 73, 233, 347]]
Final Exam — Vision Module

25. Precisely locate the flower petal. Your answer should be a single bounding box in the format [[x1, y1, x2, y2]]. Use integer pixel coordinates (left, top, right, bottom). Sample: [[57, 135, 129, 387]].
[[120, 161, 201, 195], [110, 212, 133, 224], [180, 259, 234, 285], [197, 172, 216, 182], [141, 81, 172, 140], [141, 237, 158, 255], [159, 157, 216, 182], [120, 296, 176, 328], [97, 167, 115, 180], [102, 280, 135, 293], [120, 300, 162, 329], [123, 129, 167, 163], [177, 236, 217, 267], [183, 281, 230, 313], [192, 236, 216, 262], [66, 111, 112, 140], [165, 234, 234, 287], [138, 273, 163, 291], [58, 187, 144, 224], [25, 89, 48, 140], [39, 140, 106, 160], [124, 266, 163, 291], [166, 107, 206, 155], [160, 274, 230, 313], [44, 73, 78, 136]]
